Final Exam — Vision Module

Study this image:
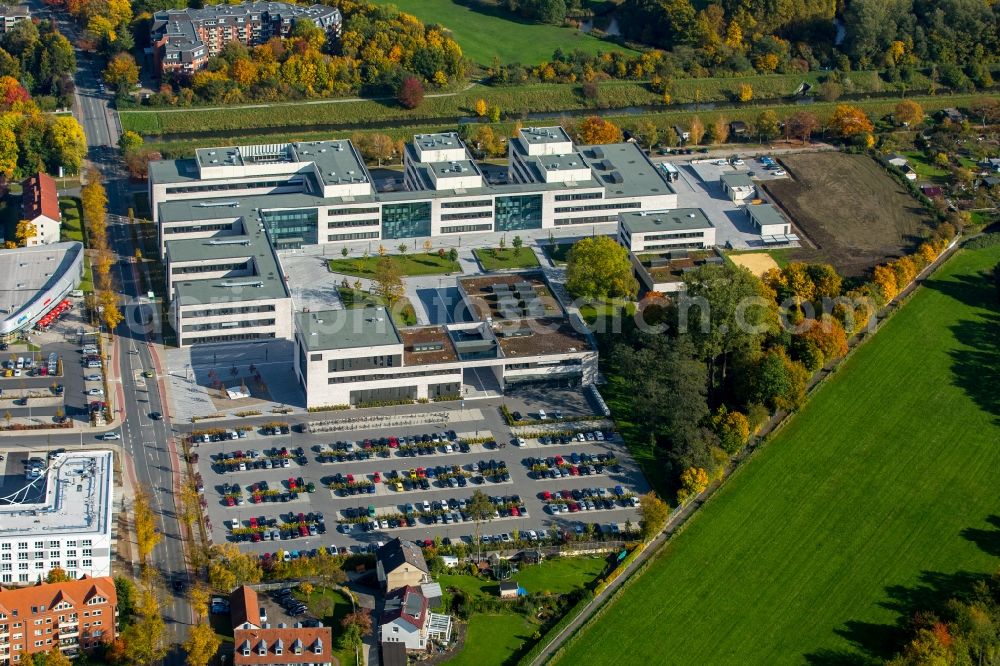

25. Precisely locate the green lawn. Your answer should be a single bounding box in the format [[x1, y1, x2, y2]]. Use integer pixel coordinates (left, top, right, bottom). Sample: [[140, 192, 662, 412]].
[[59, 197, 85, 243], [369, 0, 635, 65], [296, 586, 356, 666], [338, 287, 418, 327], [543, 243, 572, 265], [514, 555, 606, 595], [902, 150, 950, 181], [328, 253, 460, 277], [446, 613, 534, 666], [473, 247, 539, 271], [80, 256, 94, 294], [555, 244, 1000, 665]]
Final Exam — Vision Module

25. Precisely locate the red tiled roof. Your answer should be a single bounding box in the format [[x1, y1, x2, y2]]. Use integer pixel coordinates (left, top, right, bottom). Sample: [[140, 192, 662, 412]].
[[230, 586, 261, 629], [21, 172, 60, 222], [0, 576, 116, 614], [381, 585, 427, 629], [233, 626, 335, 666]]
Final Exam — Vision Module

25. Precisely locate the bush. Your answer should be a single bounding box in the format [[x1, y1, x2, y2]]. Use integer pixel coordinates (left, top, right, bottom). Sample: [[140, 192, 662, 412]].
[[964, 233, 1000, 249], [397, 76, 424, 109]]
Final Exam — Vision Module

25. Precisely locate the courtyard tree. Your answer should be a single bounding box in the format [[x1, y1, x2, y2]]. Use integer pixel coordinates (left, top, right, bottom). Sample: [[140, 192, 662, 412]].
[[447, 247, 458, 262], [511, 235, 523, 256], [373, 257, 405, 308], [565, 236, 637, 301]]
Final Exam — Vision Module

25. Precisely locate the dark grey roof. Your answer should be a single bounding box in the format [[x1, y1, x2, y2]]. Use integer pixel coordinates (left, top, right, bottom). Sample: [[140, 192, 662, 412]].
[[377, 538, 428, 575], [296, 308, 401, 351]]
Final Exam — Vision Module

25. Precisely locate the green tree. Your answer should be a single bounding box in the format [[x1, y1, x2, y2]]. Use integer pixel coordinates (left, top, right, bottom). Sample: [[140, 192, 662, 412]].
[[119, 130, 143, 156], [638, 491, 670, 541], [755, 109, 781, 141], [566, 236, 637, 301], [488, 104, 501, 123], [115, 576, 137, 626], [341, 610, 373, 651], [447, 247, 458, 262], [467, 489, 495, 559], [511, 235, 523, 256]]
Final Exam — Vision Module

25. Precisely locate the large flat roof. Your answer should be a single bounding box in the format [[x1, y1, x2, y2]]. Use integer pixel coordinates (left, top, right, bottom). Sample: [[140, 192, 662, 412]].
[[578, 142, 675, 198], [519, 126, 572, 145], [148, 157, 202, 184], [168, 223, 290, 304], [0, 242, 82, 334], [620, 208, 713, 234], [747, 203, 786, 226], [0, 450, 113, 540], [297, 307, 402, 351], [721, 172, 754, 188]]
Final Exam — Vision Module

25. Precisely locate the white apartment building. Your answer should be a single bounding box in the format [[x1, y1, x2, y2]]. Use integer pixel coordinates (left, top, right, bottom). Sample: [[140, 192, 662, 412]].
[[148, 127, 679, 256], [0, 451, 114, 585]]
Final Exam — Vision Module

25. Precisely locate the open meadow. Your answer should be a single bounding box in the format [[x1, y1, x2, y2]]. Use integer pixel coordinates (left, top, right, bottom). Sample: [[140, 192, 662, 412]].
[[553, 243, 1000, 664], [763, 152, 936, 277]]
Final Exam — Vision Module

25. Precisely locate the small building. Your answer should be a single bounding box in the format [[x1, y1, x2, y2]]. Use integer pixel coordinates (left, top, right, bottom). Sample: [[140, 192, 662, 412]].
[[902, 165, 918, 181], [729, 120, 748, 138], [377, 538, 430, 593], [439, 555, 459, 569], [499, 581, 520, 599], [921, 184, 944, 198], [672, 125, 690, 143], [980, 157, 1000, 173], [885, 153, 909, 168], [21, 172, 61, 245], [0, 4, 29, 33], [720, 172, 755, 202], [420, 581, 443, 610], [380, 586, 452, 651], [618, 208, 716, 254], [746, 203, 791, 237], [942, 108, 965, 124]]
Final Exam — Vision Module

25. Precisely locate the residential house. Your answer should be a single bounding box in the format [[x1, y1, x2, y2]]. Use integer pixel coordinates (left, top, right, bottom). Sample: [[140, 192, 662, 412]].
[[729, 120, 748, 138], [885, 154, 909, 168], [21, 173, 61, 245], [379, 586, 452, 652], [499, 581, 519, 599], [229, 586, 333, 666], [720, 172, 755, 202], [921, 184, 944, 198], [376, 539, 430, 593], [980, 157, 1000, 173], [942, 108, 965, 124], [0, 575, 117, 663]]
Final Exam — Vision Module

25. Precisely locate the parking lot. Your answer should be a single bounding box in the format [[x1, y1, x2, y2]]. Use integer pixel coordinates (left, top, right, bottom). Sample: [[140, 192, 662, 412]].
[[195, 399, 648, 555]]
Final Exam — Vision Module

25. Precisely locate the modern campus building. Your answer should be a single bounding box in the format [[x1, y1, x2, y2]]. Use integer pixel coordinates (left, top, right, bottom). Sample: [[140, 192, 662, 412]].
[[720, 172, 755, 203], [293, 272, 597, 407], [617, 208, 716, 253], [0, 451, 114, 585], [0, 242, 83, 339], [149, 127, 678, 255], [150, 2, 341, 75], [0, 575, 117, 663]]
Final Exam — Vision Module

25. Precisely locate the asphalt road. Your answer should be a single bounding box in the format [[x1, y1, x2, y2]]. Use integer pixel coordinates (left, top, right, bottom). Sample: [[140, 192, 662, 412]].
[[21, 2, 193, 660]]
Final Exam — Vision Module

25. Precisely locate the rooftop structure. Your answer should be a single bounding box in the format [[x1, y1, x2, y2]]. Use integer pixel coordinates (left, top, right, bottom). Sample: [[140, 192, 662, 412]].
[[619, 208, 714, 235], [0, 242, 83, 337], [296, 308, 402, 352], [0, 450, 114, 582], [515, 126, 574, 155], [720, 172, 754, 189]]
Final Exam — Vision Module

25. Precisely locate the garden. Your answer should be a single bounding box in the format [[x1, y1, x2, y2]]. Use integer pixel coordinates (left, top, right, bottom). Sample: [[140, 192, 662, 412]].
[[327, 252, 460, 278], [473, 246, 539, 271]]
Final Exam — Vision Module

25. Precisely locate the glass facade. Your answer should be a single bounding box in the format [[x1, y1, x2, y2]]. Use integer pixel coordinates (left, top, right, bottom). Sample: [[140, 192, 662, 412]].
[[495, 194, 543, 231], [261, 208, 318, 249], [382, 202, 432, 239]]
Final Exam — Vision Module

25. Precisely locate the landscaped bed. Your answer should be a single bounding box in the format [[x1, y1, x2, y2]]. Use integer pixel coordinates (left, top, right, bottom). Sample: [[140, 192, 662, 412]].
[[473, 247, 539, 271], [327, 253, 460, 278]]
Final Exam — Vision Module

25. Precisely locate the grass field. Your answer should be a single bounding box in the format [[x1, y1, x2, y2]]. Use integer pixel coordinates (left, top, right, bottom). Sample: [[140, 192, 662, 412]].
[[327, 253, 460, 278], [473, 247, 540, 270], [447, 613, 534, 666], [763, 152, 936, 277], [59, 197, 85, 244], [554, 243, 1000, 665], [375, 0, 634, 64]]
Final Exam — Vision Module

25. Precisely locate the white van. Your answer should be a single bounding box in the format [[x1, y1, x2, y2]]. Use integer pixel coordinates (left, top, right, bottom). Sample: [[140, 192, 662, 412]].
[[69, 290, 84, 298], [15, 357, 24, 369]]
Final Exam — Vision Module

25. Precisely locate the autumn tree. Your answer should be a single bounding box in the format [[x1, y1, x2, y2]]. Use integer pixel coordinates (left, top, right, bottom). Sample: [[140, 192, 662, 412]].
[[119, 577, 167, 666], [397, 75, 424, 109], [712, 406, 750, 454], [373, 257, 404, 308], [184, 623, 221, 666], [872, 263, 899, 302], [688, 115, 706, 144], [755, 110, 781, 141], [677, 467, 709, 503], [98, 290, 123, 332], [42, 646, 72, 666], [367, 133, 395, 166], [103, 52, 139, 91], [830, 104, 874, 137], [341, 610, 373, 650], [787, 111, 819, 143], [47, 116, 87, 174], [133, 490, 160, 564], [15, 219, 36, 246], [206, 543, 262, 591], [894, 99, 924, 126], [474, 98, 487, 117], [576, 116, 622, 144], [188, 583, 210, 620], [638, 491, 670, 541], [565, 235, 637, 301], [737, 83, 753, 102], [710, 115, 729, 144], [46, 567, 71, 583]]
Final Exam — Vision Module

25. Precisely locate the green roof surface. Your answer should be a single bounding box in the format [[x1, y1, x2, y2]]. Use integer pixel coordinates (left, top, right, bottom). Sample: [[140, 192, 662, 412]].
[[721, 172, 754, 188], [620, 208, 713, 234], [297, 308, 402, 351]]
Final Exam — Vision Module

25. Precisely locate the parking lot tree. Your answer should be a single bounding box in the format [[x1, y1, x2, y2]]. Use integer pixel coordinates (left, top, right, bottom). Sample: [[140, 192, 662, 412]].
[[638, 492, 669, 541], [467, 489, 495, 559], [682, 263, 778, 389], [207, 543, 262, 590], [183, 623, 220, 666], [576, 116, 622, 144], [566, 236, 638, 301], [133, 490, 160, 565], [373, 257, 405, 308]]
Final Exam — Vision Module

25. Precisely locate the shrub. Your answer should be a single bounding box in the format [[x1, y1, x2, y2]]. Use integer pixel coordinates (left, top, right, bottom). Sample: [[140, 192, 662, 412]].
[[397, 76, 424, 109]]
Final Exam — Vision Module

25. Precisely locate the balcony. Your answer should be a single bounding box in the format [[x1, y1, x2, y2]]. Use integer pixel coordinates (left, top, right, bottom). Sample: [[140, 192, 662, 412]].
[[59, 628, 79, 639]]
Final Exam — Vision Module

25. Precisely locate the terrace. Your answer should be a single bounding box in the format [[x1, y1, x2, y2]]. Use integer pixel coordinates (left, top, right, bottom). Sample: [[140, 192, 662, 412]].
[[458, 273, 561, 321], [400, 326, 459, 366], [495, 318, 592, 358]]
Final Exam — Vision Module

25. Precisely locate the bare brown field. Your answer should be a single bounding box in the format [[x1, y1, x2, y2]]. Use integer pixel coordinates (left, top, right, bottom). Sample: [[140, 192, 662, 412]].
[[761, 153, 935, 277]]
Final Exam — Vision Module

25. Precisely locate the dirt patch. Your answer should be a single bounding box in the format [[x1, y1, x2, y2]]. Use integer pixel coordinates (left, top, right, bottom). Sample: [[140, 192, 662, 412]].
[[729, 252, 780, 276], [762, 153, 935, 277]]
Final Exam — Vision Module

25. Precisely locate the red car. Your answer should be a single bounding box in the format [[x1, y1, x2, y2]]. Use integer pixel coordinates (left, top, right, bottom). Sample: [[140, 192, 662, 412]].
[[510, 507, 520, 517], [225, 496, 235, 506], [569, 466, 579, 476], [422, 539, 433, 548], [297, 512, 305, 523], [554, 455, 564, 466], [560, 489, 572, 500], [346, 474, 354, 484], [540, 490, 552, 501], [388, 437, 399, 448], [299, 525, 309, 537], [288, 477, 297, 490], [249, 517, 258, 528], [568, 502, 580, 512], [416, 467, 426, 478], [373, 471, 381, 483]]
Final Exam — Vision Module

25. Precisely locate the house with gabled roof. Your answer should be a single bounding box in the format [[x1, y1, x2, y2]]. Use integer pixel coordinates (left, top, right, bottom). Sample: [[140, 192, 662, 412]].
[[229, 585, 334, 666], [376, 538, 430, 593]]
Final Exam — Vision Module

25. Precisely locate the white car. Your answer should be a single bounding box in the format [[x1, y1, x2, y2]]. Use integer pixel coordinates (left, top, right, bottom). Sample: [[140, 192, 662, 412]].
[[421, 500, 431, 512], [87, 388, 104, 396], [101, 432, 120, 441], [773, 169, 786, 176], [731, 158, 745, 166], [85, 374, 102, 381], [714, 159, 728, 166]]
